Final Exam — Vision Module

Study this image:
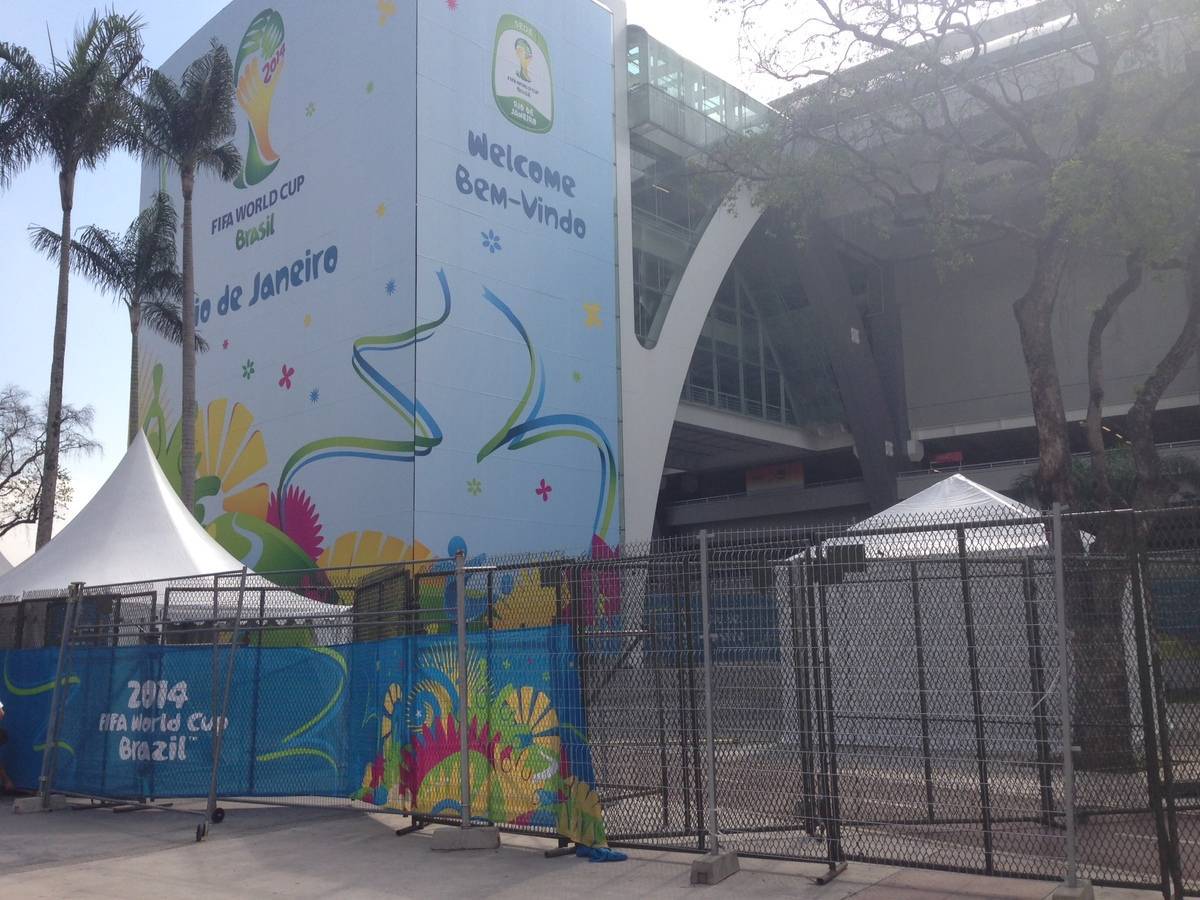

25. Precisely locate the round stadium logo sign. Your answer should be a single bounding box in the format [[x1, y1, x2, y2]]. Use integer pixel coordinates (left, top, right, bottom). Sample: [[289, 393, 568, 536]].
[[493, 14, 553, 134]]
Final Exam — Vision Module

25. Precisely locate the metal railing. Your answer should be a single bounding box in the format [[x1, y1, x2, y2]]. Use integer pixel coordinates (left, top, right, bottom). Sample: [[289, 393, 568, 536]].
[[899, 439, 1200, 480], [3, 504, 1198, 894]]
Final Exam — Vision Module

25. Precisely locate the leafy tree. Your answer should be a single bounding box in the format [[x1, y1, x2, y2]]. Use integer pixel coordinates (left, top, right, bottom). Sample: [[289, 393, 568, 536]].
[[0, 12, 144, 548], [1044, 68, 1200, 511], [0, 386, 99, 539], [135, 41, 240, 517], [1014, 448, 1200, 512], [711, 0, 1200, 772], [711, 0, 1199, 508], [29, 192, 205, 447]]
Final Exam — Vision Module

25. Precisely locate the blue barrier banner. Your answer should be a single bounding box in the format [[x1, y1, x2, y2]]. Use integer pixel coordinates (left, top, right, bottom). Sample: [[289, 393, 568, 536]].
[[2, 648, 60, 791], [0, 625, 605, 844], [3, 642, 348, 799]]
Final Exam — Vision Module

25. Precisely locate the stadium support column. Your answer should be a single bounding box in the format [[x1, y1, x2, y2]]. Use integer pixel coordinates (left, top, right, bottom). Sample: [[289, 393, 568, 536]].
[[797, 224, 902, 512]]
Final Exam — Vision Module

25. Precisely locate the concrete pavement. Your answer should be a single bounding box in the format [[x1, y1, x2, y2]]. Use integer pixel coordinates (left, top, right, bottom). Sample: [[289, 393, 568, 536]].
[[1, 797, 1164, 899]]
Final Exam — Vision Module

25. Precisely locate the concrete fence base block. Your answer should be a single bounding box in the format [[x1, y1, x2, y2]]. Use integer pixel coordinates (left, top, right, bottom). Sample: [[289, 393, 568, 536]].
[[430, 826, 501, 851], [690, 851, 740, 885], [13, 795, 68, 814], [1052, 880, 1094, 900]]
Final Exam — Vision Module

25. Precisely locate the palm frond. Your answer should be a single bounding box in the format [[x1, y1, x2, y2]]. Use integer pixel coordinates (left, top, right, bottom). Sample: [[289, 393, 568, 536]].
[[198, 141, 241, 182], [0, 42, 44, 188], [141, 292, 207, 351], [141, 268, 182, 303], [73, 224, 127, 292], [134, 69, 183, 168], [130, 192, 178, 291], [135, 41, 236, 178], [28, 222, 124, 296], [5, 12, 145, 176]]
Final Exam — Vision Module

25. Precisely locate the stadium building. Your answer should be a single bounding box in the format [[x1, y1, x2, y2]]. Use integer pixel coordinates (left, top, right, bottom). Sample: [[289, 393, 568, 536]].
[[143, 0, 1199, 575]]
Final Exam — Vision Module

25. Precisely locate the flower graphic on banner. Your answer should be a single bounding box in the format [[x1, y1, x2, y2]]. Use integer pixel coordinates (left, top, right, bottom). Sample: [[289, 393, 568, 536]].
[[222, 339, 230, 350], [381, 683, 404, 743], [378, 0, 396, 26], [279, 364, 295, 389], [504, 687, 560, 764], [535, 478, 552, 502], [352, 635, 610, 845], [573, 534, 623, 625], [467, 478, 483, 496], [267, 485, 325, 562], [491, 568, 561, 630], [558, 777, 606, 848], [242, 359, 255, 380], [481, 229, 502, 253], [385, 278, 397, 295], [317, 531, 435, 604], [193, 399, 271, 523], [309, 388, 320, 404], [583, 304, 602, 328]]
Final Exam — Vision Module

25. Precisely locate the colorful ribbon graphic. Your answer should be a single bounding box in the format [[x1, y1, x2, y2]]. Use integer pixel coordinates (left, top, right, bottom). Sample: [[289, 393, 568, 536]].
[[276, 270, 452, 529], [477, 287, 618, 541]]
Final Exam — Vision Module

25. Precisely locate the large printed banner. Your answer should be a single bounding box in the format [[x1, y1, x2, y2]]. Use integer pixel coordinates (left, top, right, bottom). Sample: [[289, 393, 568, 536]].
[[1, 627, 605, 844], [139, 0, 620, 591]]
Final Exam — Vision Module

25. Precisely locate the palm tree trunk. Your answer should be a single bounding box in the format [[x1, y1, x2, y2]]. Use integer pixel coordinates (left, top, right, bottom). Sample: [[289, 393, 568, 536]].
[[35, 168, 76, 549], [128, 300, 141, 446], [180, 167, 197, 516]]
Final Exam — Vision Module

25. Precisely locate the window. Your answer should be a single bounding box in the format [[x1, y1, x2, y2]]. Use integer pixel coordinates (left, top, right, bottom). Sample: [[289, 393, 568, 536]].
[[627, 43, 641, 79]]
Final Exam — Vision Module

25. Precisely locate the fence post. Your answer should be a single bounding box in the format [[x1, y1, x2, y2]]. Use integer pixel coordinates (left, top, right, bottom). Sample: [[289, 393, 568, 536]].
[[909, 561, 936, 824], [1131, 511, 1185, 897], [36, 582, 82, 810], [957, 526, 994, 876], [457, 549, 469, 829], [1051, 504, 1085, 896], [815, 577, 847, 882], [689, 530, 739, 885], [788, 556, 817, 833], [430, 549, 499, 850], [206, 566, 247, 828], [1021, 556, 1055, 829], [246, 588, 267, 796], [679, 557, 705, 849], [700, 532, 719, 853]]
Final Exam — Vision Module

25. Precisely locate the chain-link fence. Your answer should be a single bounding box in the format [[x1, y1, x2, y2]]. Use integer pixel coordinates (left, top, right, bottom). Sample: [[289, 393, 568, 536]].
[[2, 505, 1198, 893]]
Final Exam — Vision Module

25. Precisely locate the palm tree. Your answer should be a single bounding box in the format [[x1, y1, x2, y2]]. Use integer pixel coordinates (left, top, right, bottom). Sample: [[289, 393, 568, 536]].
[[0, 13, 144, 548], [29, 192, 206, 447], [136, 41, 240, 517]]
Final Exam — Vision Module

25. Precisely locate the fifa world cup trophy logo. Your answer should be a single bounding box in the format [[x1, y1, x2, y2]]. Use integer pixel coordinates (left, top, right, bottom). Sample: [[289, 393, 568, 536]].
[[514, 38, 534, 82], [234, 9, 286, 189]]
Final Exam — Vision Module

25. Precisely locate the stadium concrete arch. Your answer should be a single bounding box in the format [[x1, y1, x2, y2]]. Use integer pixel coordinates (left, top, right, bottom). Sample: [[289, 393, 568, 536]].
[[615, 9, 1200, 542]]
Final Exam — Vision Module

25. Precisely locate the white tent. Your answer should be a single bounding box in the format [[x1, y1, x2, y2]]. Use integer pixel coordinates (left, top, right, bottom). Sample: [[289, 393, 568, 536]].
[[0, 435, 346, 627], [827, 473, 1048, 558], [775, 474, 1070, 757], [0, 433, 248, 599]]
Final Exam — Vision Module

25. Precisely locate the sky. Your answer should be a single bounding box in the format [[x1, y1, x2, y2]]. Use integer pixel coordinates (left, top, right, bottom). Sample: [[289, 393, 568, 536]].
[[0, 0, 789, 566]]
